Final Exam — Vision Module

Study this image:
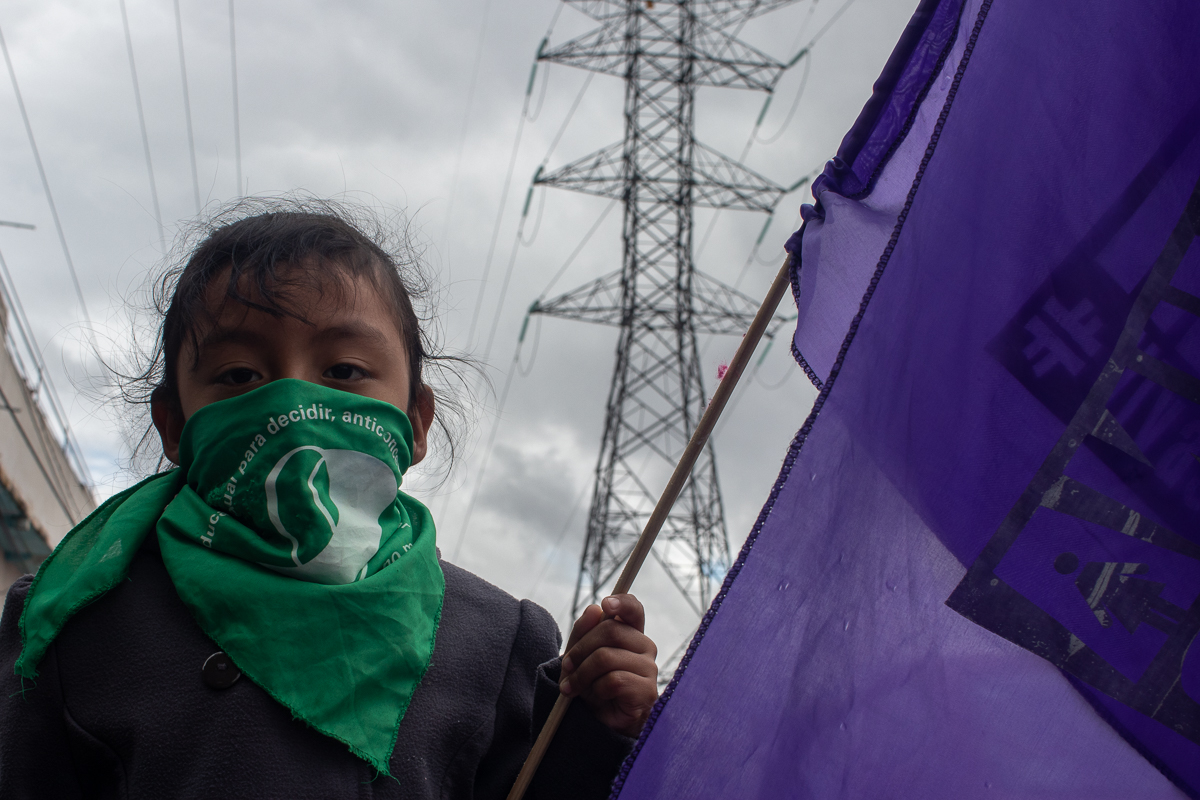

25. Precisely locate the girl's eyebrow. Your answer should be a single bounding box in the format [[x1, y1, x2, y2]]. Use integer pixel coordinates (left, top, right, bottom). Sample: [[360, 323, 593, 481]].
[[196, 321, 393, 356], [195, 326, 261, 353], [318, 323, 393, 347]]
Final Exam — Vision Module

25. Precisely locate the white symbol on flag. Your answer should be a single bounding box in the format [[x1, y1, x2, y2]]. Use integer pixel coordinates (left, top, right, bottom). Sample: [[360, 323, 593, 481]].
[[263, 446, 397, 584]]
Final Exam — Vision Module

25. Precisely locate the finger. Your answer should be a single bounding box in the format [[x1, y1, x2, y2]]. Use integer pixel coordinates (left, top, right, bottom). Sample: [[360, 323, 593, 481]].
[[564, 604, 604, 654], [561, 618, 656, 676], [582, 671, 658, 738], [586, 669, 659, 706], [600, 593, 646, 633], [561, 646, 657, 696]]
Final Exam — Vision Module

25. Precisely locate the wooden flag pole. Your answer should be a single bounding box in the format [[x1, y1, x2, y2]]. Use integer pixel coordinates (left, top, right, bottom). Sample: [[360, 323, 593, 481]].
[[505, 254, 794, 800]]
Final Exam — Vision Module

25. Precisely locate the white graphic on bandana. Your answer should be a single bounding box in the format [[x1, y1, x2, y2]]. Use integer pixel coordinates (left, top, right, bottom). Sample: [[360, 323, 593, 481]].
[[263, 446, 398, 584]]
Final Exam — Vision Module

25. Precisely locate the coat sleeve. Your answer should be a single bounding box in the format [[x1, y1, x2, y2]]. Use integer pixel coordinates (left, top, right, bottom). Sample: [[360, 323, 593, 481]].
[[0, 575, 85, 800], [473, 598, 634, 800]]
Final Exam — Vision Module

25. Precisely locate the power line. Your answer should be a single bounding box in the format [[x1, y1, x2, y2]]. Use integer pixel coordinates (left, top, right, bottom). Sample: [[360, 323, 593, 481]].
[[756, 51, 812, 145], [0, 245, 93, 500], [453, 172, 609, 537], [755, 356, 795, 390], [465, 87, 532, 350], [541, 71, 594, 171], [801, 0, 860, 55], [517, 315, 542, 377], [0, 23, 96, 339], [229, 0, 243, 195], [439, 0, 496, 262], [450, 336, 525, 562], [118, 0, 165, 249], [464, 11, 562, 351], [732, 183, 811, 290], [525, 478, 590, 600], [695, 0, 858, 263], [174, 0, 202, 214], [793, 0, 821, 50], [525, 51, 552, 123], [478, 71, 597, 357], [518, 183, 546, 246], [451, 189, 603, 559], [450, 194, 602, 559], [465, 200, 614, 494], [481, 217, 525, 363], [538, 198, 618, 301], [0, 379, 81, 523]]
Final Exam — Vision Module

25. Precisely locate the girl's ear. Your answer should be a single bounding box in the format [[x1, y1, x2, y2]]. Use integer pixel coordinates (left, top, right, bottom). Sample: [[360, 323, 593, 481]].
[[408, 384, 435, 466], [150, 389, 186, 466]]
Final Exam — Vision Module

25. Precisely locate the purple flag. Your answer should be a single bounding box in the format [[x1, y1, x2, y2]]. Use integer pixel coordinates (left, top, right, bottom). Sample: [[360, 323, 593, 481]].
[[613, 0, 1200, 797]]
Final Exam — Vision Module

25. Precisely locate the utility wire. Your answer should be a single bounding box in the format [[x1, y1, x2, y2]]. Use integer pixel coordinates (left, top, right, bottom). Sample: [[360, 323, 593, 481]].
[[451, 185, 601, 557], [454, 193, 648, 564], [800, 0, 859, 56], [756, 51, 812, 145], [0, 24, 97, 344], [480, 215, 525, 363], [696, 0, 857, 263], [0, 379, 81, 521], [517, 315, 542, 377], [733, 181, 811, 290], [711, 335, 795, 441], [541, 71, 593, 169], [118, 0, 165, 250], [479, 68, 595, 361], [229, 0, 243, 195], [518, 184, 547, 246], [756, 356, 795, 390], [481, 126, 607, 364], [525, 478, 590, 600], [514, 72, 595, 249], [792, 0, 821, 50], [463, 9, 562, 350], [453, 10, 579, 560], [465, 82, 532, 350], [173, 0, 202, 214], [450, 337, 524, 562], [526, 56, 552, 122], [538, 198, 618, 301], [439, 0, 497, 260], [0, 246, 89, 478]]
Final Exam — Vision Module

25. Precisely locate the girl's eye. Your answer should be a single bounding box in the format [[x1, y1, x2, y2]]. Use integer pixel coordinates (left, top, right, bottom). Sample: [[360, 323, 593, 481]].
[[324, 363, 366, 381], [219, 367, 261, 386]]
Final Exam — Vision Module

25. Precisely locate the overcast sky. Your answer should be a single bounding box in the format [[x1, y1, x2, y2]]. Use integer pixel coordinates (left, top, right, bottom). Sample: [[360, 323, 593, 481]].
[[0, 0, 916, 662]]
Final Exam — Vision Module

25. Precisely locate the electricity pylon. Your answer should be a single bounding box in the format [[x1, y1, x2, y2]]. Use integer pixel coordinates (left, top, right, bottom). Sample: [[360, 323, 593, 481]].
[[531, 0, 801, 621]]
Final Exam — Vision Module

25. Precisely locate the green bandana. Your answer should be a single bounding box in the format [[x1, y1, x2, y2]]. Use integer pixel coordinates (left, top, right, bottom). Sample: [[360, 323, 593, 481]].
[[15, 379, 444, 774]]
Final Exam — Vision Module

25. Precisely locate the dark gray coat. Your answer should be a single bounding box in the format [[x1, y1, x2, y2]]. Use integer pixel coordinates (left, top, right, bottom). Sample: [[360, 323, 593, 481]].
[[0, 543, 631, 799]]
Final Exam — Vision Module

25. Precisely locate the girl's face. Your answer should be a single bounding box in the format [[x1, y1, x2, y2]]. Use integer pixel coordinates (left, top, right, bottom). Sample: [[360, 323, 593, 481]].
[[151, 268, 434, 466]]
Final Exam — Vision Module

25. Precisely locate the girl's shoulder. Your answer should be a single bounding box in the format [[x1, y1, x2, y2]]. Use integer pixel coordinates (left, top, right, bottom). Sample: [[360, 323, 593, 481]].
[[436, 559, 562, 662]]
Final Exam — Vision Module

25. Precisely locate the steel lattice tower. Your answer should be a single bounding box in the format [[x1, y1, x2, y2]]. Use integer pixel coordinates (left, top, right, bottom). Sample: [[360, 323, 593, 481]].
[[531, 0, 799, 619]]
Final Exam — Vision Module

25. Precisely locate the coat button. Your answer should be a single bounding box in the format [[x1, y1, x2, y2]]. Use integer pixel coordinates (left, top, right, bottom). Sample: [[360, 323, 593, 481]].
[[202, 651, 242, 689]]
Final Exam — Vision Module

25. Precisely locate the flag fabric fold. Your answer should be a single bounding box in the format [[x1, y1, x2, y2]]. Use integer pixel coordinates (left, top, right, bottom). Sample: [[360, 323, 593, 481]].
[[613, 1, 1200, 797]]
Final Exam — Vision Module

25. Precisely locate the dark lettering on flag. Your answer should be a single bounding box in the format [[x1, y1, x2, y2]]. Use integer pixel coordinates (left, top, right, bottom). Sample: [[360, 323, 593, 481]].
[[948, 175, 1200, 744]]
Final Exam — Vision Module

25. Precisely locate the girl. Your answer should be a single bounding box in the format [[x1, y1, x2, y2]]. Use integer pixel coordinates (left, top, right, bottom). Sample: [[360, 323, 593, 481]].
[[0, 201, 659, 799]]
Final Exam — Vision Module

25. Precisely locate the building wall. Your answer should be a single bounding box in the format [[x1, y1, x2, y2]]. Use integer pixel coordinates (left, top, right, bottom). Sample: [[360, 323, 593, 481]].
[[0, 318, 95, 595]]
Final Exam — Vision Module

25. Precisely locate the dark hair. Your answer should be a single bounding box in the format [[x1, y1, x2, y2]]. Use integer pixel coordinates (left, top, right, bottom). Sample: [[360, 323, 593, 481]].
[[122, 196, 470, 476]]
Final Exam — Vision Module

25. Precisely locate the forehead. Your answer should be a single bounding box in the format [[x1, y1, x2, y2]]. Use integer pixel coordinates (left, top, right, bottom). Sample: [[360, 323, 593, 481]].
[[198, 262, 401, 330]]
